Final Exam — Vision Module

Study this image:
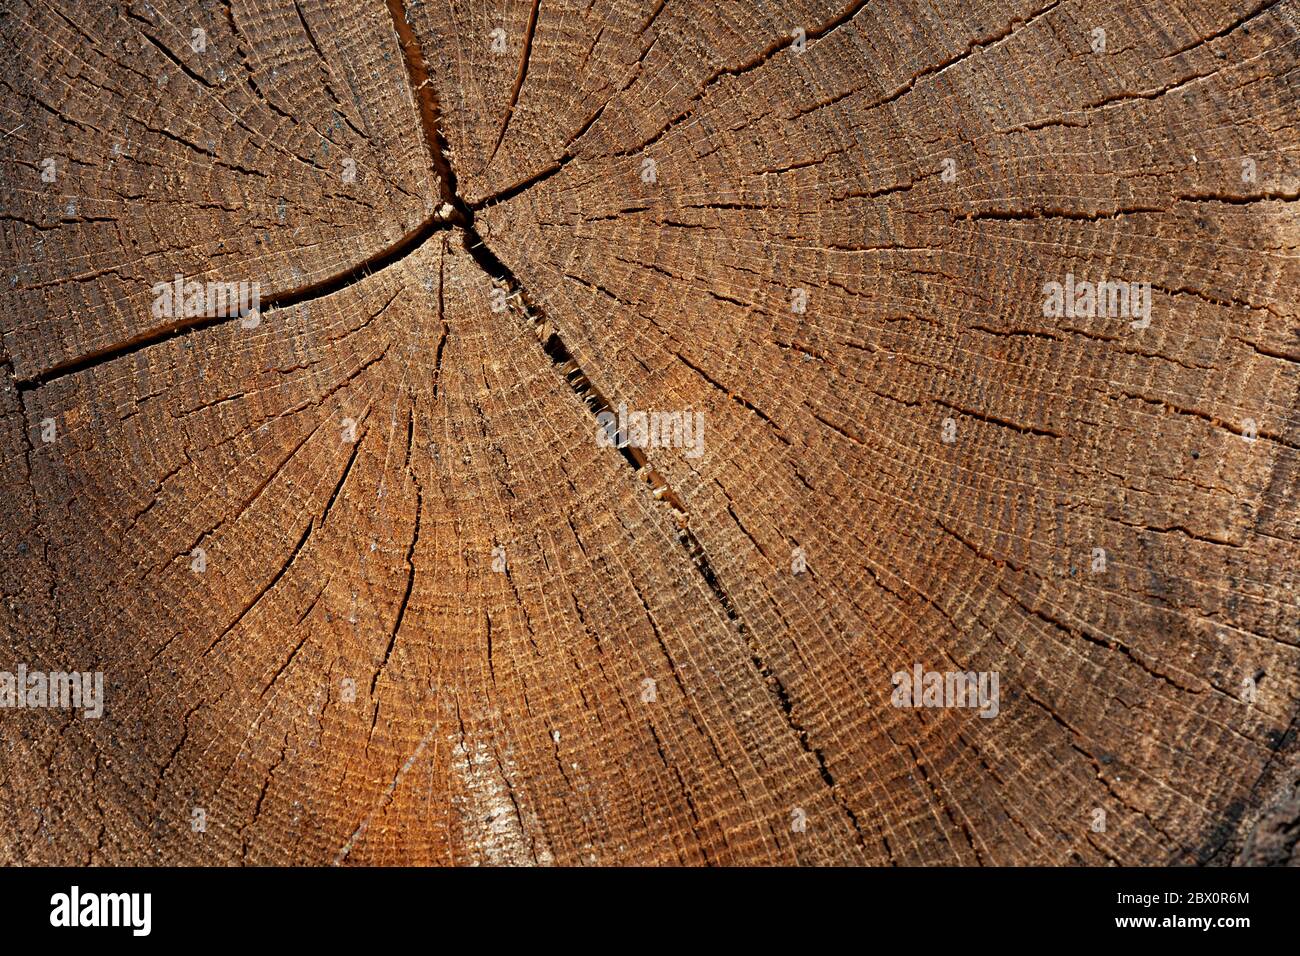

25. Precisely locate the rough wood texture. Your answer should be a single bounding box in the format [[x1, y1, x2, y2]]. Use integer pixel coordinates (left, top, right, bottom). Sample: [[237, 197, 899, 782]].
[[1, 0, 1297, 865]]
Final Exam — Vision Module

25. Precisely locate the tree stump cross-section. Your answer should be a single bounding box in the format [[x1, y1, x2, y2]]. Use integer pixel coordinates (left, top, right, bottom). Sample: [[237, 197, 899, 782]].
[[0, 0, 1298, 865]]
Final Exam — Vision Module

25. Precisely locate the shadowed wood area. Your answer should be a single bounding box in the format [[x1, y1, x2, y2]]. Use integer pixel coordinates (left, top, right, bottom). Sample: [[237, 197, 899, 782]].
[[0, 0, 1297, 865]]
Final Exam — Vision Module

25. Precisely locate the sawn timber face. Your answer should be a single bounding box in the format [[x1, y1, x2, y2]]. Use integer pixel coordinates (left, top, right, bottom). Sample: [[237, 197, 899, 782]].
[[0, 0, 1298, 865]]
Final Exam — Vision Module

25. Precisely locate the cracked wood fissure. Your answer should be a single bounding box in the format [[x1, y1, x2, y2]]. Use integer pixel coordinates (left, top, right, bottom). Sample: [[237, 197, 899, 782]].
[[384, 1, 876, 837], [1, 0, 1298, 867], [382, 0, 872, 843], [16, 211, 452, 390]]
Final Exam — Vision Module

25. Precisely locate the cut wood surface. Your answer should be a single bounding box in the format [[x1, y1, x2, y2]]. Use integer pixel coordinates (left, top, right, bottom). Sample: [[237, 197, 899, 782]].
[[0, 0, 1298, 865]]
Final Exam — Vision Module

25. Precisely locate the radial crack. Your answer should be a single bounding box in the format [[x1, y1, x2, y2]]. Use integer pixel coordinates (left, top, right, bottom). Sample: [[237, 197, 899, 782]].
[[379, 0, 872, 850], [17, 211, 452, 391]]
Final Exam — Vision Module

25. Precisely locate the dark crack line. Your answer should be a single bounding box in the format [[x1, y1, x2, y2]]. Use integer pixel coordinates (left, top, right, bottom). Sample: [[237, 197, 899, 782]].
[[383, 0, 470, 225], [486, 0, 542, 171], [612, 0, 880, 161], [17, 211, 453, 391], [380, 0, 870, 852], [473, 154, 574, 211]]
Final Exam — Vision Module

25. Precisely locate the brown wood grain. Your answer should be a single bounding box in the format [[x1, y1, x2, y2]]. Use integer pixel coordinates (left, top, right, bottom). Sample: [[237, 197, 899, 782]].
[[0, 0, 1297, 865]]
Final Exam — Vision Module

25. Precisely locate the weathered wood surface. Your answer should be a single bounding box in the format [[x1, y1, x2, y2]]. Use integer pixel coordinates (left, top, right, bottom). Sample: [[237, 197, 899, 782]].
[[0, 0, 1297, 865]]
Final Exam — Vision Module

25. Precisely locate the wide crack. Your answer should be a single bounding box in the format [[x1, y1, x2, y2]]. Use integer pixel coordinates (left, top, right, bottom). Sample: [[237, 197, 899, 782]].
[[382, 0, 691, 523], [382, 0, 869, 852]]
